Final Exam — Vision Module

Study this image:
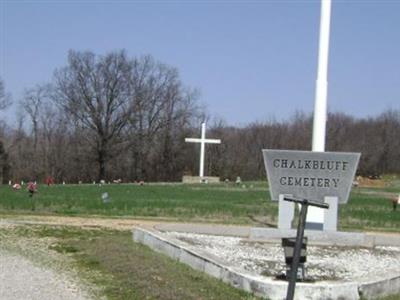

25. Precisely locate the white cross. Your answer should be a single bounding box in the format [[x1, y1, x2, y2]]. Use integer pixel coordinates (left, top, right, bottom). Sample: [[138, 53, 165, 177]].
[[185, 122, 221, 178]]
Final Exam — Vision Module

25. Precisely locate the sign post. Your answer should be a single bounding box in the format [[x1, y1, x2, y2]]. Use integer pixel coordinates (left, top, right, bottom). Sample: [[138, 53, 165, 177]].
[[283, 196, 329, 300]]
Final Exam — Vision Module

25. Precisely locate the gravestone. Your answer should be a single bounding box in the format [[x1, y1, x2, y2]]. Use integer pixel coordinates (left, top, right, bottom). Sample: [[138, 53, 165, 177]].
[[235, 176, 242, 185], [263, 149, 360, 231], [102, 192, 110, 203]]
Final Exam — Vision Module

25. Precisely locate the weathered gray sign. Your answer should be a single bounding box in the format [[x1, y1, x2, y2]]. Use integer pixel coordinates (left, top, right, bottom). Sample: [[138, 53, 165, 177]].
[[263, 150, 360, 203]]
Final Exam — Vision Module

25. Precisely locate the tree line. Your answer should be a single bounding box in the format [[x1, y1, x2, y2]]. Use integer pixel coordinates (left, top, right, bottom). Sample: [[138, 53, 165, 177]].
[[0, 50, 399, 183], [205, 111, 400, 180]]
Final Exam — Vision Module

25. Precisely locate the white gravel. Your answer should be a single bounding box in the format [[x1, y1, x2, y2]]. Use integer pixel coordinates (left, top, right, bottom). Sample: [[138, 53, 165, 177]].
[[0, 249, 91, 300], [166, 232, 400, 282]]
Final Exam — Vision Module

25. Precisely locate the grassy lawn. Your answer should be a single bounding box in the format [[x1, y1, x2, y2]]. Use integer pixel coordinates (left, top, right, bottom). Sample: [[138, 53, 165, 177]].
[[0, 181, 399, 231], [0, 182, 275, 224], [0, 225, 259, 300], [341, 191, 400, 232]]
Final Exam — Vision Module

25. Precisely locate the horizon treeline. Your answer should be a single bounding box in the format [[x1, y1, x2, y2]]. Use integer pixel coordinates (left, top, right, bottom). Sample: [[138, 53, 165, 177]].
[[0, 50, 399, 183]]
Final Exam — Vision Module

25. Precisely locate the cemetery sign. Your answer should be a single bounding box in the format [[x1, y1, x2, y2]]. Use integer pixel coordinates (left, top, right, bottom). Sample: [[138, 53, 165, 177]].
[[263, 150, 360, 203]]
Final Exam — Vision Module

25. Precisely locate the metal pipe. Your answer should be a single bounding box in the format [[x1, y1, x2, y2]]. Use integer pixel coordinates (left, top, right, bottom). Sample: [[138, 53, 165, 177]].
[[286, 203, 308, 300], [283, 196, 329, 209]]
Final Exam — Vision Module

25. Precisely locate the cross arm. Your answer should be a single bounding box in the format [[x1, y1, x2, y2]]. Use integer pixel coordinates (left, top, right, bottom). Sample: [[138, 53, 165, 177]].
[[185, 138, 202, 143], [204, 139, 221, 144], [283, 196, 329, 209], [185, 138, 221, 144]]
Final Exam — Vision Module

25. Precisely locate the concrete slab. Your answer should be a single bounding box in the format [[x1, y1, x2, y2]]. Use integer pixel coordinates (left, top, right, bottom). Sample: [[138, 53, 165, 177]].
[[359, 275, 400, 299], [155, 222, 400, 247], [133, 226, 400, 300], [250, 227, 400, 248], [155, 223, 251, 237], [250, 228, 371, 247]]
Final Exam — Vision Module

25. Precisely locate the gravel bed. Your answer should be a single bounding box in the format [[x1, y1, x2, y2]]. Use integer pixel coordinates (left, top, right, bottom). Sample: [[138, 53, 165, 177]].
[[0, 249, 91, 300], [166, 232, 400, 282]]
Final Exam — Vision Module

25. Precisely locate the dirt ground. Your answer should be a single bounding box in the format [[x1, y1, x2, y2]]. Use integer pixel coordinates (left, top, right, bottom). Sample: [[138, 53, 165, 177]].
[[0, 215, 163, 231]]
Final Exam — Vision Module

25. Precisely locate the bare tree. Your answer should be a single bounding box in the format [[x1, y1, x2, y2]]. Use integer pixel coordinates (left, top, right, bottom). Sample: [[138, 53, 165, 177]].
[[0, 78, 11, 110], [53, 50, 133, 180], [128, 56, 200, 180], [20, 84, 51, 152], [0, 78, 11, 183]]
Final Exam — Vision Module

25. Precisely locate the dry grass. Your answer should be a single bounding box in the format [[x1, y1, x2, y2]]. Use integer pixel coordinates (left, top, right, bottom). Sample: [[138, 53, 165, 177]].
[[0, 224, 260, 300]]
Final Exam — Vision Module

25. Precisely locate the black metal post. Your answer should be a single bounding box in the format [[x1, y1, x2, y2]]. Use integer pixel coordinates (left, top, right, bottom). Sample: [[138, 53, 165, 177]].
[[286, 202, 308, 300], [283, 196, 329, 300]]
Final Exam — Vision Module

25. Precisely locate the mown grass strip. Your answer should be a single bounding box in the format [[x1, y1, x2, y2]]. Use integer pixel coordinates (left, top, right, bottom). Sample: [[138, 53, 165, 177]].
[[2, 225, 260, 300]]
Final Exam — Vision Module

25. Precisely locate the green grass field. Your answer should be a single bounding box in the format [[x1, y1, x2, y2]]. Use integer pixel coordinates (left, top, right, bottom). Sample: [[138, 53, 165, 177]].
[[0, 182, 273, 223], [1, 181, 399, 231]]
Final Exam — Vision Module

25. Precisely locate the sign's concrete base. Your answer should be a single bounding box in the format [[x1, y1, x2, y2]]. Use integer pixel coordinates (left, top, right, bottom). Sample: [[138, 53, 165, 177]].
[[250, 228, 369, 247], [278, 195, 339, 231]]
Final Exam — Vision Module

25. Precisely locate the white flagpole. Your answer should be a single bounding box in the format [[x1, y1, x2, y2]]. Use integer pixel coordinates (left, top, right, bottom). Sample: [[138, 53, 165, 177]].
[[308, 0, 332, 229], [312, 0, 331, 152]]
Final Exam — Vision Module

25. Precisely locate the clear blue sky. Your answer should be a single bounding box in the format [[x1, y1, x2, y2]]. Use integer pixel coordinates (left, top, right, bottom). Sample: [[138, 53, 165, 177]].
[[1, 0, 399, 126]]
